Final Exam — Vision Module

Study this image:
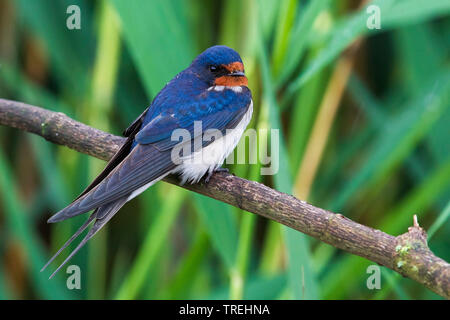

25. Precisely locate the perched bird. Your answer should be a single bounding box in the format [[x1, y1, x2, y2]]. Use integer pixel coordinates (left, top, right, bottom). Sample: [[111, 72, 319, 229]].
[[41, 45, 253, 278]]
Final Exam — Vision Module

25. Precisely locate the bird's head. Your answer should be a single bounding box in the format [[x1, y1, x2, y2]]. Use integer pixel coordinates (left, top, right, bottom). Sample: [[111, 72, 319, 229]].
[[190, 45, 248, 87]]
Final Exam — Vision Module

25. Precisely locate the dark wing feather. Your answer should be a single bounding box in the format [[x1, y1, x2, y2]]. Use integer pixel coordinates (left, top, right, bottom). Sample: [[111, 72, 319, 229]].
[[44, 196, 129, 278], [123, 107, 149, 137], [74, 108, 149, 200], [42, 110, 151, 276], [47, 142, 175, 223], [74, 138, 133, 200]]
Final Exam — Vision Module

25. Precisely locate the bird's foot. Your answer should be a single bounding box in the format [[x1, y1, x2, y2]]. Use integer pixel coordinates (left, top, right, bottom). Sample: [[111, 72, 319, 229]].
[[204, 167, 229, 183]]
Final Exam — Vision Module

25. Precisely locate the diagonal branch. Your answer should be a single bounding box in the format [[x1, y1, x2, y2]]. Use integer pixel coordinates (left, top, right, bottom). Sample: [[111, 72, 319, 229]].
[[0, 98, 448, 299]]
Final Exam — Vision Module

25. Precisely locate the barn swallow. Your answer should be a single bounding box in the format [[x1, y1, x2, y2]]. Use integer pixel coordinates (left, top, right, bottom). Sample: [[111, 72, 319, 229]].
[[41, 45, 253, 278]]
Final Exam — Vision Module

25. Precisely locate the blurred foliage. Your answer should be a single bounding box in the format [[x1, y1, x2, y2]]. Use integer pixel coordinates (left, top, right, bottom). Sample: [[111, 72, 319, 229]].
[[0, 0, 449, 299]]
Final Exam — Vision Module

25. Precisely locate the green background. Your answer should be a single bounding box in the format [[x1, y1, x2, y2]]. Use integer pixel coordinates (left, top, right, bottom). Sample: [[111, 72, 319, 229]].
[[0, 0, 449, 299]]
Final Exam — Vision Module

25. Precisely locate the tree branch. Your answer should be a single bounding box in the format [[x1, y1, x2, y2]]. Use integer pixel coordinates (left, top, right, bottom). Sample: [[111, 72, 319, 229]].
[[1, 98, 448, 299]]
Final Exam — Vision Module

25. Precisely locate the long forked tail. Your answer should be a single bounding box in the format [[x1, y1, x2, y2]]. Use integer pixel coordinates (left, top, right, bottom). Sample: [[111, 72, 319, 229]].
[[41, 196, 129, 279]]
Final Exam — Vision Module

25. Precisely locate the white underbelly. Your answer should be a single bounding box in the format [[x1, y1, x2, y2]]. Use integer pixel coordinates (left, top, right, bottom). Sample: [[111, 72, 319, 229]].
[[174, 100, 253, 184]]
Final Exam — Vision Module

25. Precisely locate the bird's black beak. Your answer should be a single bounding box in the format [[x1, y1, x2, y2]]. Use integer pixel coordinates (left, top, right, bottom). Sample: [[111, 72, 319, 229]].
[[230, 71, 245, 77]]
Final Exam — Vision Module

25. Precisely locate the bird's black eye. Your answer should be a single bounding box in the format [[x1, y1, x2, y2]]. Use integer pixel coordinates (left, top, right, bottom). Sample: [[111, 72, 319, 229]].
[[209, 65, 218, 72]]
